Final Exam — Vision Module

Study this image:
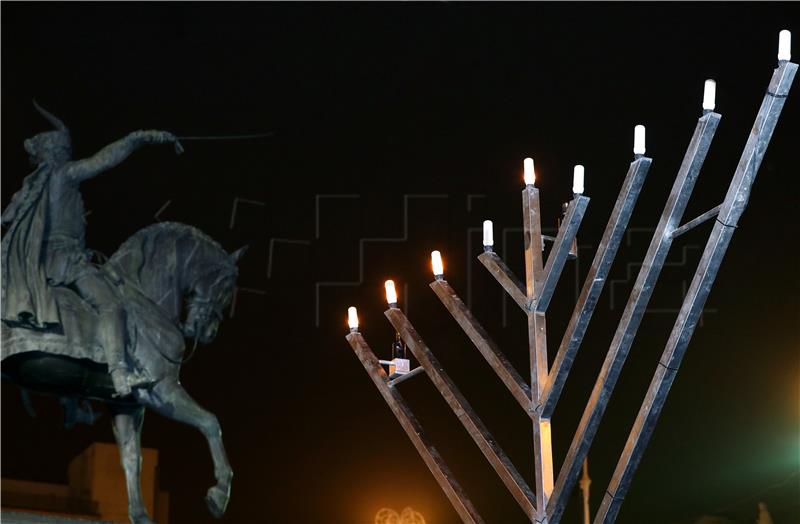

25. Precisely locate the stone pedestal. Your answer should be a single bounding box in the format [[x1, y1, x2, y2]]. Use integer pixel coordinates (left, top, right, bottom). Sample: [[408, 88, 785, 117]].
[[2, 443, 169, 523]]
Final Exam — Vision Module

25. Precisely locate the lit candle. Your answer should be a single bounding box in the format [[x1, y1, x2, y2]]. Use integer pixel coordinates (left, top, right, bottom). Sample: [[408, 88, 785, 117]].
[[385, 280, 398, 307], [347, 306, 359, 331], [523, 157, 536, 186], [702, 79, 716, 111], [431, 250, 444, 279], [778, 30, 791, 62], [483, 220, 494, 251], [572, 165, 585, 195], [633, 125, 646, 156]]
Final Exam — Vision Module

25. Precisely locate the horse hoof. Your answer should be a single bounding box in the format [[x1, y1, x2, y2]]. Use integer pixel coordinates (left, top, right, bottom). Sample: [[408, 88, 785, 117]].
[[206, 485, 229, 518]]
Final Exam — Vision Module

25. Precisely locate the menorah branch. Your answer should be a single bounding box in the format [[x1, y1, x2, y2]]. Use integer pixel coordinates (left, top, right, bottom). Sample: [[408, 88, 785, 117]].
[[385, 307, 538, 519], [536, 195, 590, 312], [345, 332, 485, 524], [430, 279, 534, 414], [540, 157, 651, 418], [477, 252, 528, 311], [548, 111, 721, 523], [593, 59, 797, 524]]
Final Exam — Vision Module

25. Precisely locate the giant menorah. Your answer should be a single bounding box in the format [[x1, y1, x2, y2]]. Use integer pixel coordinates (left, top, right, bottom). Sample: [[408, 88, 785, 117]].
[[345, 33, 796, 524]]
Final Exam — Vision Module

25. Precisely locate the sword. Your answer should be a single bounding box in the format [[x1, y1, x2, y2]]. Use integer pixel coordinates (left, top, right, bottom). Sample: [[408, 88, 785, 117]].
[[176, 132, 274, 141]]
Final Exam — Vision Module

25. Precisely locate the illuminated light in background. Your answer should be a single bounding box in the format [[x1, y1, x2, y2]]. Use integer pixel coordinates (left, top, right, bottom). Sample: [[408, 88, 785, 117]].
[[702, 79, 716, 111], [572, 165, 585, 195], [633, 125, 646, 156], [778, 29, 791, 61], [347, 306, 359, 331], [375, 507, 427, 524], [483, 220, 494, 250], [385, 280, 398, 306], [523, 157, 536, 186], [431, 251, 444, 279]]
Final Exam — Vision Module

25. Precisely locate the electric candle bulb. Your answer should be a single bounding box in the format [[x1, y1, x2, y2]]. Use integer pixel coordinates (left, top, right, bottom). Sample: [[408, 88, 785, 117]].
[[633, 125, 646, 156], [385, 280, 398, 306], [431, 250, 444, 278], [483, 220, 494, 249], [347, 306, 359, 331], [778, 30, 791, 61], [572, 165, 585, 195], [702, 79, 716, 111], [523, 157, 536, 186]]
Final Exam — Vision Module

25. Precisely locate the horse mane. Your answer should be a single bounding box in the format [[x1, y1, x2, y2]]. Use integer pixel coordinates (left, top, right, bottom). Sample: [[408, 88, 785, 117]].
[[107, 222, 233, 318], [112, 221, 226, 261]]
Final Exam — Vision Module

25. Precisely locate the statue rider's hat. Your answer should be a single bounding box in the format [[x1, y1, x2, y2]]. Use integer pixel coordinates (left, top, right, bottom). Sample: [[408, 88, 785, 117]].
[[26, 101, 71, 157], [32, 100, 70, 136]]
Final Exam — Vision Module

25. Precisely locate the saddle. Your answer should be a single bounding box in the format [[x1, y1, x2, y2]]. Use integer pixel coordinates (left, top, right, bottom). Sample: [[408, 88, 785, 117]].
[[1, 263, 183, 380]]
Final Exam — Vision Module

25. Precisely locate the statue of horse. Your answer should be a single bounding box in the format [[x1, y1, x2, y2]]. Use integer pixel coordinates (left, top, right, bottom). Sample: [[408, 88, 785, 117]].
[[1, 221, 246, 524]]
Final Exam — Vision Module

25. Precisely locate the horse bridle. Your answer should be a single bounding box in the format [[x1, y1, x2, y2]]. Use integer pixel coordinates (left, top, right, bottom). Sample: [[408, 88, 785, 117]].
[[181, 297, 223, 363], [188, 296, 224, 328], [182, 265, 234, 359]]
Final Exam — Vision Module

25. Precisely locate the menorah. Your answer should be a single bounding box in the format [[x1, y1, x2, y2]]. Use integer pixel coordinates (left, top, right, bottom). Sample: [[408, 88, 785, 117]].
[[345, 32, 796, 524]]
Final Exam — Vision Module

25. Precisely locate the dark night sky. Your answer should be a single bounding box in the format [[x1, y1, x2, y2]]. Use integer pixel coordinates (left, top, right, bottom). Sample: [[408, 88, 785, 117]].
[[1, 3, 798, 524]]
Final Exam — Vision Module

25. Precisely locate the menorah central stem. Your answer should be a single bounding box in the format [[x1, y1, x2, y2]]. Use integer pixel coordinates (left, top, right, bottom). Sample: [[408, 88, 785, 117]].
[[522, 186, 555, 516], [522, 187, 545, 299]]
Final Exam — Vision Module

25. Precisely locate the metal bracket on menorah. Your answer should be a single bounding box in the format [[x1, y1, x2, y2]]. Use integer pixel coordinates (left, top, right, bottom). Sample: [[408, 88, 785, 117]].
[[345, 36, 796, 524]]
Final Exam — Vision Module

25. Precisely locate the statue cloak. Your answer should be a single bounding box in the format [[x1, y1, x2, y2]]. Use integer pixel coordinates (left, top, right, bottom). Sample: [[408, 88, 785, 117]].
[[1, 166, 62, 329]]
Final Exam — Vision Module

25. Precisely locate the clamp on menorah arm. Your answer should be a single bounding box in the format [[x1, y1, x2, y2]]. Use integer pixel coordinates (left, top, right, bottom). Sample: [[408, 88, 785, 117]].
[[429, 279, 534, 415], [593, 59, 797, 524], [385, 306, 538, 520], [345, 331, 485, 524], [670, 204, 721, 239], [547, 110, 722, 524], [539, 157, 652, 418]]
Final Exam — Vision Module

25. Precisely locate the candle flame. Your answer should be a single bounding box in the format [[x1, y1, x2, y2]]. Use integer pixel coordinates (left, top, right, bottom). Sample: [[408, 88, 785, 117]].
[[524, 157, 536, 185], [347, 306, 359, 330], [431, 250, 444, 276], [384, 280, 398, 305]]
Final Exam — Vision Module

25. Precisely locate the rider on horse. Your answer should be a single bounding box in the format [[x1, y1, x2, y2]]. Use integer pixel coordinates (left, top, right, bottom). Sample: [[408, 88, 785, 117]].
[[1, 102, 183, 397]]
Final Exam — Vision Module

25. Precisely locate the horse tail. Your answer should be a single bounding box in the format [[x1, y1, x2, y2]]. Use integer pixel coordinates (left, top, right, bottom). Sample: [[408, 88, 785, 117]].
[[60, 397, 101, 429], [20, 388, 37, 418]]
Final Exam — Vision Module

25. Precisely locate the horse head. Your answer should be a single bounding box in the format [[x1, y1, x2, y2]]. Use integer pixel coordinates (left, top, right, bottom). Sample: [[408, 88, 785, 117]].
[[108, 223, 247, 347], [183, 245, 247, 345]]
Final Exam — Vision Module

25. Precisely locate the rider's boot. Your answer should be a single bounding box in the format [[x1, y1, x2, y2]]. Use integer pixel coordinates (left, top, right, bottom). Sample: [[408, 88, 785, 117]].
[[98, 306, 132, 397]]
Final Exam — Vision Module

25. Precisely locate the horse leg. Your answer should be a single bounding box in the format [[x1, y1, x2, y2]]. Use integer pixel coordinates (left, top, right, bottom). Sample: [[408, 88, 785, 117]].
[[146, 380, 232, 518], [111, 405, 154, 524]]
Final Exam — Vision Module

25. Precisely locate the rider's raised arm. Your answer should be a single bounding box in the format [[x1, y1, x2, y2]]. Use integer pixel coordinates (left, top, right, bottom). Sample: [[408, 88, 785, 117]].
[[65, 130, 183, 183]]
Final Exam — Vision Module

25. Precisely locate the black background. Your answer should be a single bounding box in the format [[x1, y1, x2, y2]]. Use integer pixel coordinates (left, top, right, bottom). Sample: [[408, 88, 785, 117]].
[[2, 3, 798, 524]]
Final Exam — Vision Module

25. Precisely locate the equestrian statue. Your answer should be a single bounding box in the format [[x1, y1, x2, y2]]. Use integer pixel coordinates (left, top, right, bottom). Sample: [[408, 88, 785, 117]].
[[1, 102, 245, 524]]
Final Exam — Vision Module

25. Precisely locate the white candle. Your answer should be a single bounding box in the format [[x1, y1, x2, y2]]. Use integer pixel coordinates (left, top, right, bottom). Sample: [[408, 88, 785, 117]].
[[778, 30, 791, 61], [572, 165, 585, 195], [347, 306, 359, 330], [431, 251, 444, 278], [384, 280, 398, 305], [483, 220, 494, 248], [523, 157, 536, 186], [702, 79, 716, 111], [633, 125, 646, 156]]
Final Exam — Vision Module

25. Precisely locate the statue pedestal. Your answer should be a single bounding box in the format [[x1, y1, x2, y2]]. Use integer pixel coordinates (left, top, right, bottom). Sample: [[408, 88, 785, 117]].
[[1, 442, 169, 523], [0, 510, 114, 523]]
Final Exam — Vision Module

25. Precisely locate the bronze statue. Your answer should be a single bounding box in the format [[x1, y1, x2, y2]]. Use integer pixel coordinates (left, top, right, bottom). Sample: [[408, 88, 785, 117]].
[[2, 103, 244, 524], [2, 102, 183, 397]]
